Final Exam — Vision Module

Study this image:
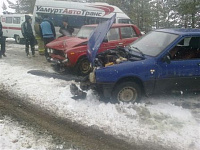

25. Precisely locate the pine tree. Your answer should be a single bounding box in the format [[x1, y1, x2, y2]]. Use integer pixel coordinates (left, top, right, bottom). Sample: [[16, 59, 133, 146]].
[[7, 0, 36, 14], [2, 2, 7, 11]]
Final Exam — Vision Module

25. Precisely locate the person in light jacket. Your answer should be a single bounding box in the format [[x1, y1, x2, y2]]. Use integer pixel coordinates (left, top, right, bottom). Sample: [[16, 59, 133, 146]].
[[34, 17, 45, 55], [40, 15, 56, 60]]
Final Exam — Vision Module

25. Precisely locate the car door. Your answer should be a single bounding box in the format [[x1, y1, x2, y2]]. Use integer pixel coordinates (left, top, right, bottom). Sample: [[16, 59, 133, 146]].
[[155, 36, 200, 93], [98, 27, 122, 53]]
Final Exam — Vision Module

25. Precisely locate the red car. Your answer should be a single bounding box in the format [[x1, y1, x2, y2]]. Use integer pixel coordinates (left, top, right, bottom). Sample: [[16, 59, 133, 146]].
[[46, 24, 142, 75]]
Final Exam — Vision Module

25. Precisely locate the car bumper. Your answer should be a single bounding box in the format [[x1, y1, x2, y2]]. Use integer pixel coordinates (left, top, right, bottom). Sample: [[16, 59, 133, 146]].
[[49, 54, 68, 65], [92, 82, 115, 98]]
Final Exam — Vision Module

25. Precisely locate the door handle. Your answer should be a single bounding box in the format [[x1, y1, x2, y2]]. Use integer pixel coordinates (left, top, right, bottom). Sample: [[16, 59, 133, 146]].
[[118, 43, 123, 45]]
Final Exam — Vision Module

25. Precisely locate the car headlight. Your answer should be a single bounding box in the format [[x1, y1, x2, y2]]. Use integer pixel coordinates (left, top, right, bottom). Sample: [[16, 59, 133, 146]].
[[47, 48, 53, 53], [47, 48, 51, 53], [89, 68, 96, 83]]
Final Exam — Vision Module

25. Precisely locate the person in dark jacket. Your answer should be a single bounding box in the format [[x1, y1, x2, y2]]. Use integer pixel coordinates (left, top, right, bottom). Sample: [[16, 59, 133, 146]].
[[0, 21, 6, 58], [21, 15, 35, 57], [59, 17, 74, 37], [40, 15, 56, 60]]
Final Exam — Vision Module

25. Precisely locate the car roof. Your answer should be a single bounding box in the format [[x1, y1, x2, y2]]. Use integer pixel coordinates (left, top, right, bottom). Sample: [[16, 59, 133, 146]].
[[155, 28, 200, 36], [83, 23, 135, 28]]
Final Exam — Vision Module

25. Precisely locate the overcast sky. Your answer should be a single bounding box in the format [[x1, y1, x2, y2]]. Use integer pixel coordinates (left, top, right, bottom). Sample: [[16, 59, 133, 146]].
[[0, 0, 16, 15]]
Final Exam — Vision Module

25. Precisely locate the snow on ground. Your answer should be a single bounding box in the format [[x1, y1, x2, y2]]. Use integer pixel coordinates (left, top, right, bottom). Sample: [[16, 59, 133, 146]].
[[0, 115, 76, 150], [0, 42, 200, 150]]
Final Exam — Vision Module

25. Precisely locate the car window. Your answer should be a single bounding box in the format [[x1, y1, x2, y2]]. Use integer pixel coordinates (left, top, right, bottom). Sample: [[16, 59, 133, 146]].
[[169, 37, 200, 60], [107, 28, 120, 41], [121, 26, 136, 38]]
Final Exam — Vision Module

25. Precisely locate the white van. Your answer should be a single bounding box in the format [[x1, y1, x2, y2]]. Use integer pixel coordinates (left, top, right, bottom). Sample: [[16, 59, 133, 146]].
[[0, 14, 32, 44], [33, 0, 131, 30]]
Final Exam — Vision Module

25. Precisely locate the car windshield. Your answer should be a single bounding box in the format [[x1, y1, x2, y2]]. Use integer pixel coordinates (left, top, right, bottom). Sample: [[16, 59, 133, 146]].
[[76, 26, 96, 39], [129, 31, 179, 56]]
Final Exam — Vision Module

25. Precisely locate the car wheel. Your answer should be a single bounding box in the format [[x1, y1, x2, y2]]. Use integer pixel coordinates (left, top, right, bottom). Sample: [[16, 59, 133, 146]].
[[15, 35, 21, 44], [77, 57, 91, 76], [112, 81, 142, 103]]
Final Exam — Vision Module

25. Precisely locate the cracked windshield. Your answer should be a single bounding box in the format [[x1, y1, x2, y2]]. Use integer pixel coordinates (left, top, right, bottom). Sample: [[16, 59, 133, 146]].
[[0, 0, 200, 150]]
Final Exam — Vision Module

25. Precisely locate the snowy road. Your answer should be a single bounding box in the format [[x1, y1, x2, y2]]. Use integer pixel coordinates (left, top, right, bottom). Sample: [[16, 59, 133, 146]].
[[0, 40, 200, 150], [0, 108, 78, 150]]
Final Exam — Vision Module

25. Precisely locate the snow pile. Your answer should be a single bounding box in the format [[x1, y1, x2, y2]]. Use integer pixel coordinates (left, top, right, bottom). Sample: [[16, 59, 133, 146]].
[[0, 51, 200, 149]]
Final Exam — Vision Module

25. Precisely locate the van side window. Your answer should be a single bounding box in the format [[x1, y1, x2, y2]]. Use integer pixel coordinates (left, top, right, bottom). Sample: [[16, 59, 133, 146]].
[[121, 27, 136, 38], [13, 17, 20, 24], [6, 17, 12, 23], [118, 19, 130, 24]]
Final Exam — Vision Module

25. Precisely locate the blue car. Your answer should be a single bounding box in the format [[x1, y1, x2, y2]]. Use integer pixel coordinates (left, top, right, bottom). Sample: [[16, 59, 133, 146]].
[[84, 28, 200, 103]]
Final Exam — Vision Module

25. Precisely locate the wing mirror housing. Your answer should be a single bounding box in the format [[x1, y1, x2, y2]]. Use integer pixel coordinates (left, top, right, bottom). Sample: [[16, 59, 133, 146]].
[[162, 54, 171, 64], [103, 38, 108, 43]]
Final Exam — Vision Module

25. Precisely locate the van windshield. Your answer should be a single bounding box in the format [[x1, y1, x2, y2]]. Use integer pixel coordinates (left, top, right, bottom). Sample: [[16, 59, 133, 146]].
[[76, 26, 96, 39]]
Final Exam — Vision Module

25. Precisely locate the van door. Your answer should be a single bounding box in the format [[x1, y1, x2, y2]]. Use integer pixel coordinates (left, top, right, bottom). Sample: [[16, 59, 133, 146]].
[[13, 16, 23, 43], [4, 17, 13, 38]]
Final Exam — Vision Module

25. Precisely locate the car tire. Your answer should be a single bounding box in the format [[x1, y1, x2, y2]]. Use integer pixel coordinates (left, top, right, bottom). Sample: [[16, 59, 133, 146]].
[[15, 35, 21, 44], [112, 81, 142, 103], [76, 57, 91, 76]]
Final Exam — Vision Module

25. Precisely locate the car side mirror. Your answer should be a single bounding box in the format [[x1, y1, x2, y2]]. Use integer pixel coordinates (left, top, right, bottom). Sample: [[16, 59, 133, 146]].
[[162, 54, 171, 64], [103, 38, 108, 43]]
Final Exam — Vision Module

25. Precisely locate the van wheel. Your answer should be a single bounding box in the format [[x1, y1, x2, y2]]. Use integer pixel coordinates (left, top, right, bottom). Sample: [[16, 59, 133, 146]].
[[112, 81, 142, 103], [15, 35, 21, 44], [76, 57, 91, 76]]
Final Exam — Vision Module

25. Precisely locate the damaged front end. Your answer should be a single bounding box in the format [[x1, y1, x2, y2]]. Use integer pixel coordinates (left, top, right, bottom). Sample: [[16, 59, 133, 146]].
[[70, 46, 131, 99], [70, 14, 144, 100], [47, 48, 69, 72]]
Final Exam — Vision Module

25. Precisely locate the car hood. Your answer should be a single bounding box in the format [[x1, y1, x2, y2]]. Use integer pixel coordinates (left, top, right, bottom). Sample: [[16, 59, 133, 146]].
[[46, 36, 88, 51], [87, 14, 116, 65]]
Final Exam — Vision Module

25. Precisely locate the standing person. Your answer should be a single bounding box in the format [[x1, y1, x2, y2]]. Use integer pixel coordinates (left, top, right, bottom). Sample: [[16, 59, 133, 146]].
[[21, 15, 35, 57], [0, 21, 6, 58], [40, 15, 56, 60], [34, 17, 45, 55], [59, 17, 74, 37]]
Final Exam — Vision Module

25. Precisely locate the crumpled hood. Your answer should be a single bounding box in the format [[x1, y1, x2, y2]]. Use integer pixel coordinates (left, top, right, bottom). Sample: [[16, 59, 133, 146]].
[[46, 36, 88, 51]]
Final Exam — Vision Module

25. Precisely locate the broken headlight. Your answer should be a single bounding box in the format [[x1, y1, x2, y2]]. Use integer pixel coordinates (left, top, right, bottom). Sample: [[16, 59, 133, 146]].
[[89, 68, 96, 83]]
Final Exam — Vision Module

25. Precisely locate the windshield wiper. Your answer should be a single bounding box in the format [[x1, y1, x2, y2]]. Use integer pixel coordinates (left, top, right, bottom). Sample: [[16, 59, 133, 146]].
[[77, 36, 87, 39], [129, 46, 144, 57], [124, 47, 145, 59]]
